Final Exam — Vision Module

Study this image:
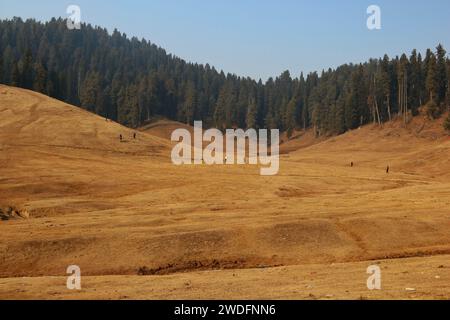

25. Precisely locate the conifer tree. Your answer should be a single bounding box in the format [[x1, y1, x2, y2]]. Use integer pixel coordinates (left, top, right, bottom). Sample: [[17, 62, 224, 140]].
[[436, 44, 448, 106], [0, 55, 3, 83], [183, 81, 197, 125], [11, 61, 20, 87], [214, 85, 228, 131], [21, 49, 33, 89], [398, 54, 409, 124], [379, 55, 392, 121], [446, 58, 450, 111], [79, 71, 102, 113], [33, 63, 48, 93], [426, 53, 437, 102], [246, 97, 257, 129], [425, 52, 440, 119], [285, 96, 298, 138], [409, 50, 422, 114]]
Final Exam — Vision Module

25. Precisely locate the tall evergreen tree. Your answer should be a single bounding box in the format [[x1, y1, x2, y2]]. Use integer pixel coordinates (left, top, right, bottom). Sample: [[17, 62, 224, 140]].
[[425, 53, 441, 119], [21, 48, 33, 89], [446, 58, 450, 111], [426, 53, 437, 102], [436, 44, 448, 106], [285, 96, 298, 138], [182, 81, 197, 125], [79, 71, 102, 113], [11, 60, 20, 87], [33, 62, 48, 93], [379, 55, 392, 121], [0, 55, 3, 83], [246, 97, 257, 129], [409, 50, 422, 115], [397, 54, 409, 123], [214, 85, 228, 130]]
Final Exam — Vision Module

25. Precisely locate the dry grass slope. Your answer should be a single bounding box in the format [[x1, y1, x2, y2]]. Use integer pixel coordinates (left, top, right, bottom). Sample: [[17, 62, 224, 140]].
[[0, 85, 449, 299]]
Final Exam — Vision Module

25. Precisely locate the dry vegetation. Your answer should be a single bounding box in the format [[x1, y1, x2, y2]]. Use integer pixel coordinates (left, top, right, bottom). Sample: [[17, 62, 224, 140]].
[[0, 85, 449, 300]]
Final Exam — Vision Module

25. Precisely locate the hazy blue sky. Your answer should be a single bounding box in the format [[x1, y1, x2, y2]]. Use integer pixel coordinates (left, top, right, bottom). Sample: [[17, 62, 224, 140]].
[[1, 0, 449, 80]]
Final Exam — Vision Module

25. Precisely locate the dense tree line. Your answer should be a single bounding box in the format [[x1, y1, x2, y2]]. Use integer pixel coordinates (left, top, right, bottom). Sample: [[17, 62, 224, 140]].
[[1, 18, 449, 135]]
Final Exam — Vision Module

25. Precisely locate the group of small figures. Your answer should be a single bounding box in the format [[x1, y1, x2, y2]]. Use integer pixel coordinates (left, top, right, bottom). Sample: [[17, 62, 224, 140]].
[[119, 132, 137, 142], [105, 117, 138, 142], [351, 162, 390, 174]]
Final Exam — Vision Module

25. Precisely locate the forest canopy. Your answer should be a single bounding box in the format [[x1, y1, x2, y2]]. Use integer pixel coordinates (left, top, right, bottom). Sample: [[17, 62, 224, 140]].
[[1, 17, 449, 135]]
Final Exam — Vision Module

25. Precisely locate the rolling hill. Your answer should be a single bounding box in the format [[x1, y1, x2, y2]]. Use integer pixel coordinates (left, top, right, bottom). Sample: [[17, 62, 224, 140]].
[[0, 85, 449, 300]]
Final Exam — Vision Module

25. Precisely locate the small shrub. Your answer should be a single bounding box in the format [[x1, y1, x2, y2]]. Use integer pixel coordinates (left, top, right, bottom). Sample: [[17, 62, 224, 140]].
[[286, 127, 293, 139], [444, 114, 450, 132], [425, 100, 441, 119]]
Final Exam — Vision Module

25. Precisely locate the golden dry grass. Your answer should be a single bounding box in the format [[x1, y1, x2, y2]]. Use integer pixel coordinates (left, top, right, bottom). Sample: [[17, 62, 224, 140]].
[[0, 85, 449, 299]]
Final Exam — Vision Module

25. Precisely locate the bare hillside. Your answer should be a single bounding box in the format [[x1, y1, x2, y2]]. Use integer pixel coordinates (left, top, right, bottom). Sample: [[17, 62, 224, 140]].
[[0, 85, 449, 300], [0, 85, 170, 153]]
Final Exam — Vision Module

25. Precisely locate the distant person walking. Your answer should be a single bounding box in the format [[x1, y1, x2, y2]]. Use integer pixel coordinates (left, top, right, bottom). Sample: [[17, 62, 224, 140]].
[[133, 132, 137, 139], [119, 134, 123, 142], [386, 165, 390, 174]]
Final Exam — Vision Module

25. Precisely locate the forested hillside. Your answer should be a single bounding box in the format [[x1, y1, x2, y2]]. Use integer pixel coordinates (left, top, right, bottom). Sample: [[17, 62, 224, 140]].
[[1, 17, 449, 135]]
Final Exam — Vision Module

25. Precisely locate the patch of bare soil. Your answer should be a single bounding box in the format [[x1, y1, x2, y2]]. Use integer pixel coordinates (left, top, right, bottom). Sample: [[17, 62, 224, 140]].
[[0, 206, 29, 221], [137, 257, 283, 275]]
